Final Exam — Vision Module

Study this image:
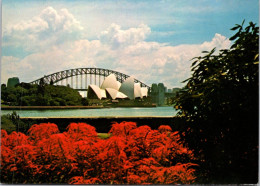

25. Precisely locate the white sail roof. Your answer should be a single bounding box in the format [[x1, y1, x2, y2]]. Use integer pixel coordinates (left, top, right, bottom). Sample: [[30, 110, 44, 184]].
[[134, 83, 142, 98], [116, 92, 128, 99], [106, 88, 118, 100], [106, 88, 128, 99], [100, 89, 107, 99], [141, 87, 148, 97], [88, 84, 103, 100], [88, 74, 148, 100], [101, 74, 120, 90], [117, 81, 121, 89], [119, 76, 135, 100]]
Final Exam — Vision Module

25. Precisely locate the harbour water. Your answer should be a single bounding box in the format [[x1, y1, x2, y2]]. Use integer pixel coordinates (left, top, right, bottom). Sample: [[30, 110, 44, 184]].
[[1, 106, 177, 117]]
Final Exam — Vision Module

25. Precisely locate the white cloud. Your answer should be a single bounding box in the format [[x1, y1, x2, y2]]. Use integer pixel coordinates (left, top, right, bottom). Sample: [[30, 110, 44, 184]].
[[99, 29, 231, 87], [3, 7, 83, 52], [99, 23, 151, 49], [1, 56, 31, 84], [2, 7, 231, 88], [201, 33, 231, 50]]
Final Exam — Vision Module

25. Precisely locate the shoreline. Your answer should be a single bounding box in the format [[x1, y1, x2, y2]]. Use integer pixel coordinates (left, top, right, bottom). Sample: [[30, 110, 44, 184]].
[[20, 116, 175, 119], [1, 105, 156, 110], [1, 106, 104, 110]]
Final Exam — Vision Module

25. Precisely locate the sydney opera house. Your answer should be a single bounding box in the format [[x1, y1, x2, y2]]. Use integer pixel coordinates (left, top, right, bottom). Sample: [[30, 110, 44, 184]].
[[87, 74, 148, 100]]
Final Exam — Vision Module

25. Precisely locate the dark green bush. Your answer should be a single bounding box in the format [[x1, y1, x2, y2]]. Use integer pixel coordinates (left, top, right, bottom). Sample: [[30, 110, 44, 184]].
[[175, 21, 258, 184]]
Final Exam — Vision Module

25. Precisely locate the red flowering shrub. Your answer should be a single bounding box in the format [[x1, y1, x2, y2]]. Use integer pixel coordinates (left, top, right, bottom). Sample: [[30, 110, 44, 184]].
[[28, 123, 59, 142], [1, 122, 197, 184], [34, 133, 76, 183], [1, 145, 15, 182], [95, 136, 128, 184], [0, 131, 35, 183], [2, 131, 30, 149], [65, 122, 98, 142], [158, 125, 172, 133], [1, 129, 8, 138], [9, 144, 38, 183], [109, 121, 137, 137]]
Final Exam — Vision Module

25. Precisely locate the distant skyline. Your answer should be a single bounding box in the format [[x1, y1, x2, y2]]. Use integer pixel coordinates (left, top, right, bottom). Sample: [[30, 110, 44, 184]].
[[1, 0, 259, 87]]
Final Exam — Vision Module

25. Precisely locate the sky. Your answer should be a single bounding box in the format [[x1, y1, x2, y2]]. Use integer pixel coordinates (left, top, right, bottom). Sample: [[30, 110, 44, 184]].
[[1, 0, 259, 88]]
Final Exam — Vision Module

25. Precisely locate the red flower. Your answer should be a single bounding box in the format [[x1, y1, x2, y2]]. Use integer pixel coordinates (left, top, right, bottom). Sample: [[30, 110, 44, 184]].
[[28, 123, 59, 142], [0, 121, 197, 184], [158, 125, 172, 133], [3, 131, 30, 149], [109, 121, 137, 137], [1, 129, 8, 138], [65, 122, 97, 142]]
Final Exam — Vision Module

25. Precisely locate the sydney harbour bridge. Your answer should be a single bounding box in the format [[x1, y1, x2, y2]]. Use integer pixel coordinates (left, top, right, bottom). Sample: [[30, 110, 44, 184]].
[[30, 68, 151, 91]]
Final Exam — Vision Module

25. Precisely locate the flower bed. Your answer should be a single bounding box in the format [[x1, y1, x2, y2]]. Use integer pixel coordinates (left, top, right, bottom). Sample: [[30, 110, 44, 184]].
[[1, 121, 197, 184]]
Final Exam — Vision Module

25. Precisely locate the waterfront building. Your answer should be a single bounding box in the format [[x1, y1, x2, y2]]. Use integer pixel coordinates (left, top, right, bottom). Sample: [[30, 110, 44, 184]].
[[151, 83, 159, 104], [87, 74, 148, 100], [151, 83, 165, 106], [158, 83, 165, 106]]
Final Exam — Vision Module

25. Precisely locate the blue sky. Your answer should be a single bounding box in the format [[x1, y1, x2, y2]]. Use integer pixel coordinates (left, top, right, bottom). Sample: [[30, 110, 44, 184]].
[[1, 0, 259, 87]]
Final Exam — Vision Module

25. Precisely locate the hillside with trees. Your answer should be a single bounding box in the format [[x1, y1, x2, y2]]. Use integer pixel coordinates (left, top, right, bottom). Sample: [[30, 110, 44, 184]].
[[1, 83, 88, 106]]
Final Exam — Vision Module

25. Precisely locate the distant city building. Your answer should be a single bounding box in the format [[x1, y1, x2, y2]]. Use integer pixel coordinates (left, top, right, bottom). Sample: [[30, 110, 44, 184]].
[[87, 74, 148, 100], [151, 83, 165, 106], [158, 83, 165, 106], [151, 84, 181, 106], [7, 77, 20, 88], [151, 83, 158, 104]]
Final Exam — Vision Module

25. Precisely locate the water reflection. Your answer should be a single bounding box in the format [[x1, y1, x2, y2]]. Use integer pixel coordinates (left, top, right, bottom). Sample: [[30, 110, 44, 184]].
[[1, 107, 177, 117]]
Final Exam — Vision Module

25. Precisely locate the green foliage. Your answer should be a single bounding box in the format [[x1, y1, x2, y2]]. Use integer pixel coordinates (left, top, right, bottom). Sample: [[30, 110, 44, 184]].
[[1, 112, 31, 133], [1, 84, 7, 89], [167, 88, 181, 105], [174, 21, 258, 183], [1, 115, 16, 133], [81, 98, 89, 106], [1, 83, 85, 106]]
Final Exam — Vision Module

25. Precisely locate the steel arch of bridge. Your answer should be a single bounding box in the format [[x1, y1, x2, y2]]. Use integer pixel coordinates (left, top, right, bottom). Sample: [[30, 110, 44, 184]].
[[30, 68, 151, 90]]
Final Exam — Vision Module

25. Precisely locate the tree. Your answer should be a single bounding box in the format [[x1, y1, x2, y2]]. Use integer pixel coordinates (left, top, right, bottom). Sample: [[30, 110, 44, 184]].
[[7, 94, 17, 104], [1, 84, 7, 89], [174, 21, 258, 184], [81, 98, 89, 106], [1, 83, 84, 106], [1, 115, 16, 133], [37, 78, 45, 95]]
